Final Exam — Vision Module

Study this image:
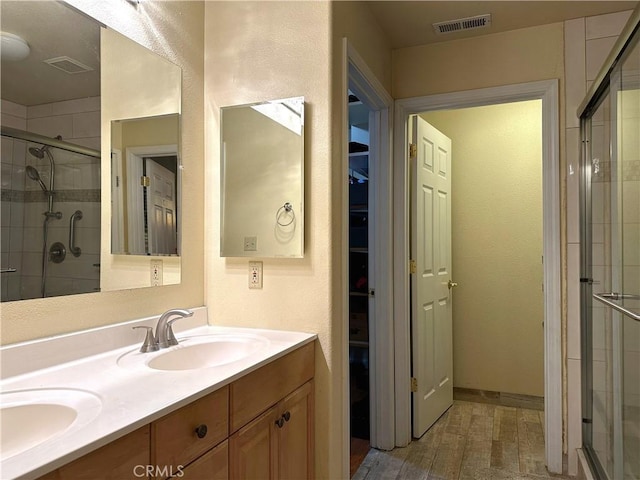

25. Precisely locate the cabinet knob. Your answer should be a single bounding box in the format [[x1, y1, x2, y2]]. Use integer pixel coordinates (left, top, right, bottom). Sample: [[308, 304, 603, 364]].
[[194, 424, 208, 438], [275, 417, 285, 428], [283, 411, 291, 422]]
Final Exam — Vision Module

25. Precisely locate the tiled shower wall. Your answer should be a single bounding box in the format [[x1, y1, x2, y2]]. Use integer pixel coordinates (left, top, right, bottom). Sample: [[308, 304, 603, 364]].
[[564, 9, 634, 476], [1, 97, 100, 300]]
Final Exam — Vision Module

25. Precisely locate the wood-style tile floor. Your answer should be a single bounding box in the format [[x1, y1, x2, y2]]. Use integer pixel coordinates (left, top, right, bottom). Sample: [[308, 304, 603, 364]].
[[353, 400, 573, 480]]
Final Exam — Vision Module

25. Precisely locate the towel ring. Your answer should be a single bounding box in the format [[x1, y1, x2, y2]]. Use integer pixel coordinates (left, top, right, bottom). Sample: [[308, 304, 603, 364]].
[[276, 202, 295, 227]]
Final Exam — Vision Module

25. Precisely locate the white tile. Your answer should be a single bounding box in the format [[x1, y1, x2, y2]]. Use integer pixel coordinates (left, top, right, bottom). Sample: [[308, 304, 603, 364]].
[[72, 111, 101, 139], [1, 201, 10, 228], [76, 227, 101, 255], [623, 182, 640, 224], [12, 139, 26, 166], [11, 165, 25, 192], [586, 36, 619, 81], [623, 351, 640, 395], [9, 226, 23, 254], [586, 10, 633, 40], [52, 96, 100, 115], [1, 113, 27, 130], [623, 223, 640, 266], [1, 137, 14, 165], [1, 99, 27, 118], [27, 115, 73, 139], [567, 358, 582, 476], [21, 251, 41, 277], [564, 18, 586, 129], [20, 277, 42, 300], [624, 266, 640, 293], [26, 104, 53, 119], [21, 227, 41, 253], [624, 316, 640, 352], [6, 276, 21, 301], [1, 163, 12, 189], [72, 137, 101, 152], [568, 243, 581, 360], [567, 128, 581, 243], [10, 202, 23, 228], [0, 226, 9, 254]]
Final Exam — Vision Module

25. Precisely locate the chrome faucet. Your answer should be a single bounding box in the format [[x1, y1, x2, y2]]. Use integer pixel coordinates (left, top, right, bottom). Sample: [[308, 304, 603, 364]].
[[155, 309, 194, 348]]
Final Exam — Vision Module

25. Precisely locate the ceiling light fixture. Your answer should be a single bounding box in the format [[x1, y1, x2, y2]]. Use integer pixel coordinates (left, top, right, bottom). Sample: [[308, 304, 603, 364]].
[[1, 32, 30, 61]]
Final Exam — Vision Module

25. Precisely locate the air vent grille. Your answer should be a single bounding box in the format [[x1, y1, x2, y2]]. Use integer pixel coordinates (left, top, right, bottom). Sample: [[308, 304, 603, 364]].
[[44, 56, 93, 74], [433, 14, 492, 35]]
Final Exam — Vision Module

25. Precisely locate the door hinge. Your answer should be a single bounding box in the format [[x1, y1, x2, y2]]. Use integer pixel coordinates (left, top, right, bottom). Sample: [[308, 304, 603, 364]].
[[140, 175, 150, 187], [409, 143, 417, 159], [410, 259, 417, 274], [411, 377, 418, 392]]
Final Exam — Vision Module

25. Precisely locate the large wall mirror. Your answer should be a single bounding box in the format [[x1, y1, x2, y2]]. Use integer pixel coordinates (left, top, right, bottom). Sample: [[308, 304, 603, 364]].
[[0, 0, 182, 301], [220, 97, 304, 258]]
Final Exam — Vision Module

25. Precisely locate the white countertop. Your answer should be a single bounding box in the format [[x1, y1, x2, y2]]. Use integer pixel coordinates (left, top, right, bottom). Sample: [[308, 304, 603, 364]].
[[0, 309, 316, 480]]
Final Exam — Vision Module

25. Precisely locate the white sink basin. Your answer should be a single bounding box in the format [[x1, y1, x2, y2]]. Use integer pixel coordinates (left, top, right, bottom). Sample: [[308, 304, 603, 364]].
[[118, 334, 270, 371], [0, 388, 102, 460]]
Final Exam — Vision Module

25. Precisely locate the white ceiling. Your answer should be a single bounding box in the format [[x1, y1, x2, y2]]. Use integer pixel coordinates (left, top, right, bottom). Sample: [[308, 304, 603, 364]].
[[366, 1, 639, 49], [1, 1, 101, 106]]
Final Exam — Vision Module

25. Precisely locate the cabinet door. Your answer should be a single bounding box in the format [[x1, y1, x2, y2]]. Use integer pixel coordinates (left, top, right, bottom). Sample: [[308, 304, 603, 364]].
[[176, 440, 228, 480], [229, 405, 278, 480], [278, 381, 314, 480]]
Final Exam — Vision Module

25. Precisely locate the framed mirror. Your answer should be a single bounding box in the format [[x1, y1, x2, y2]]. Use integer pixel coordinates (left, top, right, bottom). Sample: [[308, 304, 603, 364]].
[[220, 97, 304, 258], [0, 0, 182, 301]]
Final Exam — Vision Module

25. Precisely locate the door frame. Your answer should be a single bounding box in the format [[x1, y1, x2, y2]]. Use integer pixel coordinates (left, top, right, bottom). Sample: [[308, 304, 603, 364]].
[[342, 37, 395, 465], [393, 80, 563, 473]]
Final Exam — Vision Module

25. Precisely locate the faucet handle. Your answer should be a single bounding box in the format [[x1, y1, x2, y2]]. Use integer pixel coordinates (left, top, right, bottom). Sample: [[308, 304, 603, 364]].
[[133, 326, 159, 353]]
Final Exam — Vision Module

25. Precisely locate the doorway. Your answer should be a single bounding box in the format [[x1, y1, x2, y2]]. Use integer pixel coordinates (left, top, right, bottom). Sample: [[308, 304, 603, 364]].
[[411, 100, 545, 439], [393, 80, 562, 472]]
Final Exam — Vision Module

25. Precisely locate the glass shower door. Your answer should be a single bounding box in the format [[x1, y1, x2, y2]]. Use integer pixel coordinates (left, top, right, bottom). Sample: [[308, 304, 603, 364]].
[[581, 20, 640, 480]]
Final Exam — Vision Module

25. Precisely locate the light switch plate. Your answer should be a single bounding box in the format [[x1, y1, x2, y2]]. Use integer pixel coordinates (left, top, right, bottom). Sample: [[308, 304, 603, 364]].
[[249, 261, 263, 289]]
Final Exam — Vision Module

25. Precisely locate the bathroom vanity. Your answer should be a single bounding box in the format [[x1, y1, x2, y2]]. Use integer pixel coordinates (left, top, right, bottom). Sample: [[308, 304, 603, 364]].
[[0, 308, 316, 479]]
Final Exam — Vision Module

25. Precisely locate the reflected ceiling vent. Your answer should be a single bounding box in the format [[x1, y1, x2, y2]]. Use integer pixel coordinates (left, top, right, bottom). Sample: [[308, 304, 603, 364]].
[[43, 56, 93, 74], [433, 14, 492, 35]]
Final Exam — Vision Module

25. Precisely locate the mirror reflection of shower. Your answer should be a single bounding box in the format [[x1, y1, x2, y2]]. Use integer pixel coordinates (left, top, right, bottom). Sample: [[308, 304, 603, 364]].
[[28, 141, 63, 298]]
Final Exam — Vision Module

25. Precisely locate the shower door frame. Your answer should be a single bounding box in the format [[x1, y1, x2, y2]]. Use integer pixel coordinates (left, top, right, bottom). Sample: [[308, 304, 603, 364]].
[[578, 6, 640, 478]]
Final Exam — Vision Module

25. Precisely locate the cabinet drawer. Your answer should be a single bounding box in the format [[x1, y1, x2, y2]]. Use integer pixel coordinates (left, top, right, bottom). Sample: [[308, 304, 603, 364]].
[[230, 342, 314, 433], [153, 386, 229, 475]]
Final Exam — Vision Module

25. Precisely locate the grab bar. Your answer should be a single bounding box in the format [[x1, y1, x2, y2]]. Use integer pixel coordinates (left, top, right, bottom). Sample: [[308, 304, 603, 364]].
[[0, 268, 17, 274], [593, 293, 640, 322], [69, 210, 83, 257]]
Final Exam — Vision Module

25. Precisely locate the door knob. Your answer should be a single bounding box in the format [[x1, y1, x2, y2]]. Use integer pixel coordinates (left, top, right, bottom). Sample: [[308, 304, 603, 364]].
[[448, 280, 458, 290]]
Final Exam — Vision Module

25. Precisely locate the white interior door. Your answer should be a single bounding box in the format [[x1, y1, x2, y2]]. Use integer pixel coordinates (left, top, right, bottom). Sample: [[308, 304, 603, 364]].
[[146, 159, 176, 255], [410, 115, 454, 438]]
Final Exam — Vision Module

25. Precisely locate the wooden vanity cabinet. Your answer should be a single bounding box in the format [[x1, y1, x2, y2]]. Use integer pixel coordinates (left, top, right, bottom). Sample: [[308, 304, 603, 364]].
[[36, 342, 314, 480]]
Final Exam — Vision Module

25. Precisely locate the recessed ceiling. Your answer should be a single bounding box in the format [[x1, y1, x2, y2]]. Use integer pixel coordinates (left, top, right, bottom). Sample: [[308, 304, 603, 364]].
[[1, 1, 101, 106], [366, 1, 639, 49]]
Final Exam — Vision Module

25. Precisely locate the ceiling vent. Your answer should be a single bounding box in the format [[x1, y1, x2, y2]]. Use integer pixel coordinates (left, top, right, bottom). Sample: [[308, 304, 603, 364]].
[[44, 56, 93, 74], [433, 14, 492, 35]]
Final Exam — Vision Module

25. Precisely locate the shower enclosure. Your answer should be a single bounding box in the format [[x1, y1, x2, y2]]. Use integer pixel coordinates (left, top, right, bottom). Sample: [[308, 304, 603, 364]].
[[580, 7, 640, 479], [1, 127, 101, 301]]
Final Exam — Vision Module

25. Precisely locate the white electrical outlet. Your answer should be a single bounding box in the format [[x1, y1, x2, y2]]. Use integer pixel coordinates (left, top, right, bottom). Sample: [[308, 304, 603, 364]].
[[151, 259, 163, 286], [248, 261, 263, 289]]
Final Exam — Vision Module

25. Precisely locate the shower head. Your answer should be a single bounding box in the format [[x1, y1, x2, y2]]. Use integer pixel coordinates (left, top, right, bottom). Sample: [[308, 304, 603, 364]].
[[26, 165, 48, 192], [28, 145, 48, 159]]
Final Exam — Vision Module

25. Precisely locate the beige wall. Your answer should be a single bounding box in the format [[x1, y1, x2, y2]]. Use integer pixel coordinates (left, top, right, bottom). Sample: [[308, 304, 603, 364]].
[[393, 23, 565, 99], [204, 2, 391, 478], [0, 1, 204, 344], [422, 101, 544, 397]]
